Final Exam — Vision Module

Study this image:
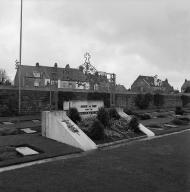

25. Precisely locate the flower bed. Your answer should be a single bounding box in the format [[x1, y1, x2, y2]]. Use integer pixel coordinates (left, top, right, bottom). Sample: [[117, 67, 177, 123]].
[[78, 115, 144, 144]]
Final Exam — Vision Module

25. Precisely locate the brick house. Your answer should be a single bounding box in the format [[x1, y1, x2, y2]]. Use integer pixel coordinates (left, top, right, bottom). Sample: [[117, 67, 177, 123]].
[[14, 63, 127, 93], [14, 63, 90, 90], [131, 75, 174, 93]]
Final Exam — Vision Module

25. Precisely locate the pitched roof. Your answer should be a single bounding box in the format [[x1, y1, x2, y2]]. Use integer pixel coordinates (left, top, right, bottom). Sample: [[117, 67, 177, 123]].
[[181, 80, 190, 90], [136, 75, 156, 86], [134, 75, 172, 88], [19, 65, 87, 82], [115, 84, 128, 93]]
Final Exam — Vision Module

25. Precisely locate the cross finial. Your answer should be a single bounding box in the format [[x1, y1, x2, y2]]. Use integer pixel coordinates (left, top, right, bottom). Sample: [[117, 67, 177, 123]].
[[15, 60, 20, 69], [84, 52, 91, 63]]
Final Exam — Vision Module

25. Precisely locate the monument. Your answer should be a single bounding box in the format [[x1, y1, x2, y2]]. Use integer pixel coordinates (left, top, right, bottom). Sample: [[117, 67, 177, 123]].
[[42, 111, 97, 151]]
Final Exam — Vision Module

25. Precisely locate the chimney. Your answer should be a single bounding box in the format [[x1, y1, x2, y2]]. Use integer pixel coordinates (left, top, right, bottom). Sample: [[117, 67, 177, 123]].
[[36, 62, 39, 67], [54, 62, 58, 68], [185, 79, 187, 82]]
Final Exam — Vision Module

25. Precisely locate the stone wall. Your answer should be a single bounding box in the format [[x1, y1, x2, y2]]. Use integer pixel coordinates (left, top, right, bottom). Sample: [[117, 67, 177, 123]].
[[0, 86, 188, 116], [115, 93, 183, 110], [0, 87, 50, 116]]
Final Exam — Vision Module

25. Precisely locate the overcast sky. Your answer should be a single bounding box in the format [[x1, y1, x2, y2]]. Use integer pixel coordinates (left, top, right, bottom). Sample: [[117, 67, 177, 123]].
[[0, 0, 190, 90]]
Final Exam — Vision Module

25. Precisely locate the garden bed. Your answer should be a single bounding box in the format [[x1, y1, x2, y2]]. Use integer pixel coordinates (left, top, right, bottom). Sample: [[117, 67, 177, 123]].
[[76, 108, 145, 145]]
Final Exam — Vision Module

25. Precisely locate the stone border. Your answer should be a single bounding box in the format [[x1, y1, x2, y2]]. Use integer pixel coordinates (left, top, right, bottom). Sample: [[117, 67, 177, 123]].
[[98, 135, 147, 149]]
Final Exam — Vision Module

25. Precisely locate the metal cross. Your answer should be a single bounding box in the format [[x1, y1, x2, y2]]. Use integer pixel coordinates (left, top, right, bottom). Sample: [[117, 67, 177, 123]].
[[84, 52, 91, 63]]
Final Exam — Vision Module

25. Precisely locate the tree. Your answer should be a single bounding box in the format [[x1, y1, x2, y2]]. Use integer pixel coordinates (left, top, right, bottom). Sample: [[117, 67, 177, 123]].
[[0, 69, 11, 85]]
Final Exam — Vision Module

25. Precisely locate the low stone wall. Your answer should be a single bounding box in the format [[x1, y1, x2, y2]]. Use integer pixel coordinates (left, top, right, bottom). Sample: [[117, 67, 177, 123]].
[[0, 87, 50, 116], [0, 86, 188, 116], [115, 93, 183, 110]]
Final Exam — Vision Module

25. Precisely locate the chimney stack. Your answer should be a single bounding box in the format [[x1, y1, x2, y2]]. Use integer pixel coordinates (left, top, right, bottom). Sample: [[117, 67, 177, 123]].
[[36, 62, 39, 67], [54, 62, 58, 68]]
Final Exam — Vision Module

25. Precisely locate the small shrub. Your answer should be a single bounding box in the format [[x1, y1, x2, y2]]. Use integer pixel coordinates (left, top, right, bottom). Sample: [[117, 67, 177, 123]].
[[171, 118, 189, 126], [67, 107, 81, 124], [178, 117, 190, 122], [89, 120, 105, 140], [128, 117, 140, 133], [97, 107, 110, 127], [109, 108, 120, 120], [175, 106, 184, 115]]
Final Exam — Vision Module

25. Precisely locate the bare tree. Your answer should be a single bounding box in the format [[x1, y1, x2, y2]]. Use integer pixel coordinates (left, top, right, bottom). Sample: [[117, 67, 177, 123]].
[[0, 69, 11, 85]]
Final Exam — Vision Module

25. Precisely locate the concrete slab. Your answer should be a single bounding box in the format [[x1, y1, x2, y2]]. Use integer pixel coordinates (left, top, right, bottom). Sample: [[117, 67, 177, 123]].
[[16, 147, 39, 156], [21, 128, 37, 134], [2, 122, 14, 125]]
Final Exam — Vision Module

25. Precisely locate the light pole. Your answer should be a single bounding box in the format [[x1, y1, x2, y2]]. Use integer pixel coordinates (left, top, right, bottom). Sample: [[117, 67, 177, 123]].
[[18, 0, 23, 114]]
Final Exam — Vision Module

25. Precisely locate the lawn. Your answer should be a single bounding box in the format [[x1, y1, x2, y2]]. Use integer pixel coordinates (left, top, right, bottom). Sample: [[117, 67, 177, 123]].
[[0, 134, 81, 167], [0, 131, 189, 192]]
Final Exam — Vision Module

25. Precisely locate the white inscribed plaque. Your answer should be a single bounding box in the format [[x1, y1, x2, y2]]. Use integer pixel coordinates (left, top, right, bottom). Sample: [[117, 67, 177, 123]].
[[16, 147, 39, 156], [21, 128, 37, 133]]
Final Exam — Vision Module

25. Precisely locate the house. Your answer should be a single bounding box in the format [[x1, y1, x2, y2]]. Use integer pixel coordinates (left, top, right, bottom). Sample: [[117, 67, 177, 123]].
[[14, 62, 127, 93], [131, 75, 174, 93], [181, 79, 190, 93], [14, 63, 90, 90]]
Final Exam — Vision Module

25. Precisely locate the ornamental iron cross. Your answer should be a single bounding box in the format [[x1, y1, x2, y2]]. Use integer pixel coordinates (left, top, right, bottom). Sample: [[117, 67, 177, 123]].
[[84, 52, 91, 63]]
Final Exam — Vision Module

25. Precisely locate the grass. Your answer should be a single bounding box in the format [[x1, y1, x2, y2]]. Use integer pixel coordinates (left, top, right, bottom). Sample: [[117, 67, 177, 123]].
[[0, 131, 190, 192], [0, 134, 81, 167], [0, 146, 21, 161], [156, 114, 168, 118]]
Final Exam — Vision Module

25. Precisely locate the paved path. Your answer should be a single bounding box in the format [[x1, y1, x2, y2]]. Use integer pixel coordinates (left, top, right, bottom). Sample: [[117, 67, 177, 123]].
[[0, 130, 190, 192]]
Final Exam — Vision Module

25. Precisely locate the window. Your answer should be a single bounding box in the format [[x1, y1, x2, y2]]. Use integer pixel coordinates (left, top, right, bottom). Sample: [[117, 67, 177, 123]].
[[33, 71, 40, 78], [81, 105, 88, 108], [45, 79, 50, 86], [34, 79, 39, 87]]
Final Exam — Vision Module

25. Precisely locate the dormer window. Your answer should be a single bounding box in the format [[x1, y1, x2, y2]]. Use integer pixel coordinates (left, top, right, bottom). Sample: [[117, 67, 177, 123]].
[[33, 71, 40, 78]]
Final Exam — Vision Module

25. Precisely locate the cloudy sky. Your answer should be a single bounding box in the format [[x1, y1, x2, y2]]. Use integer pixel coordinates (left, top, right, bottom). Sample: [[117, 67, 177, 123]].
[[0, 0, 190, 90]]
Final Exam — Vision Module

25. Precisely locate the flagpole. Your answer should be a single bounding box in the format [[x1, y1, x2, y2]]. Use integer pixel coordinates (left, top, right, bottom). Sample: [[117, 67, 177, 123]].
[[19, 0, 23, 114]]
